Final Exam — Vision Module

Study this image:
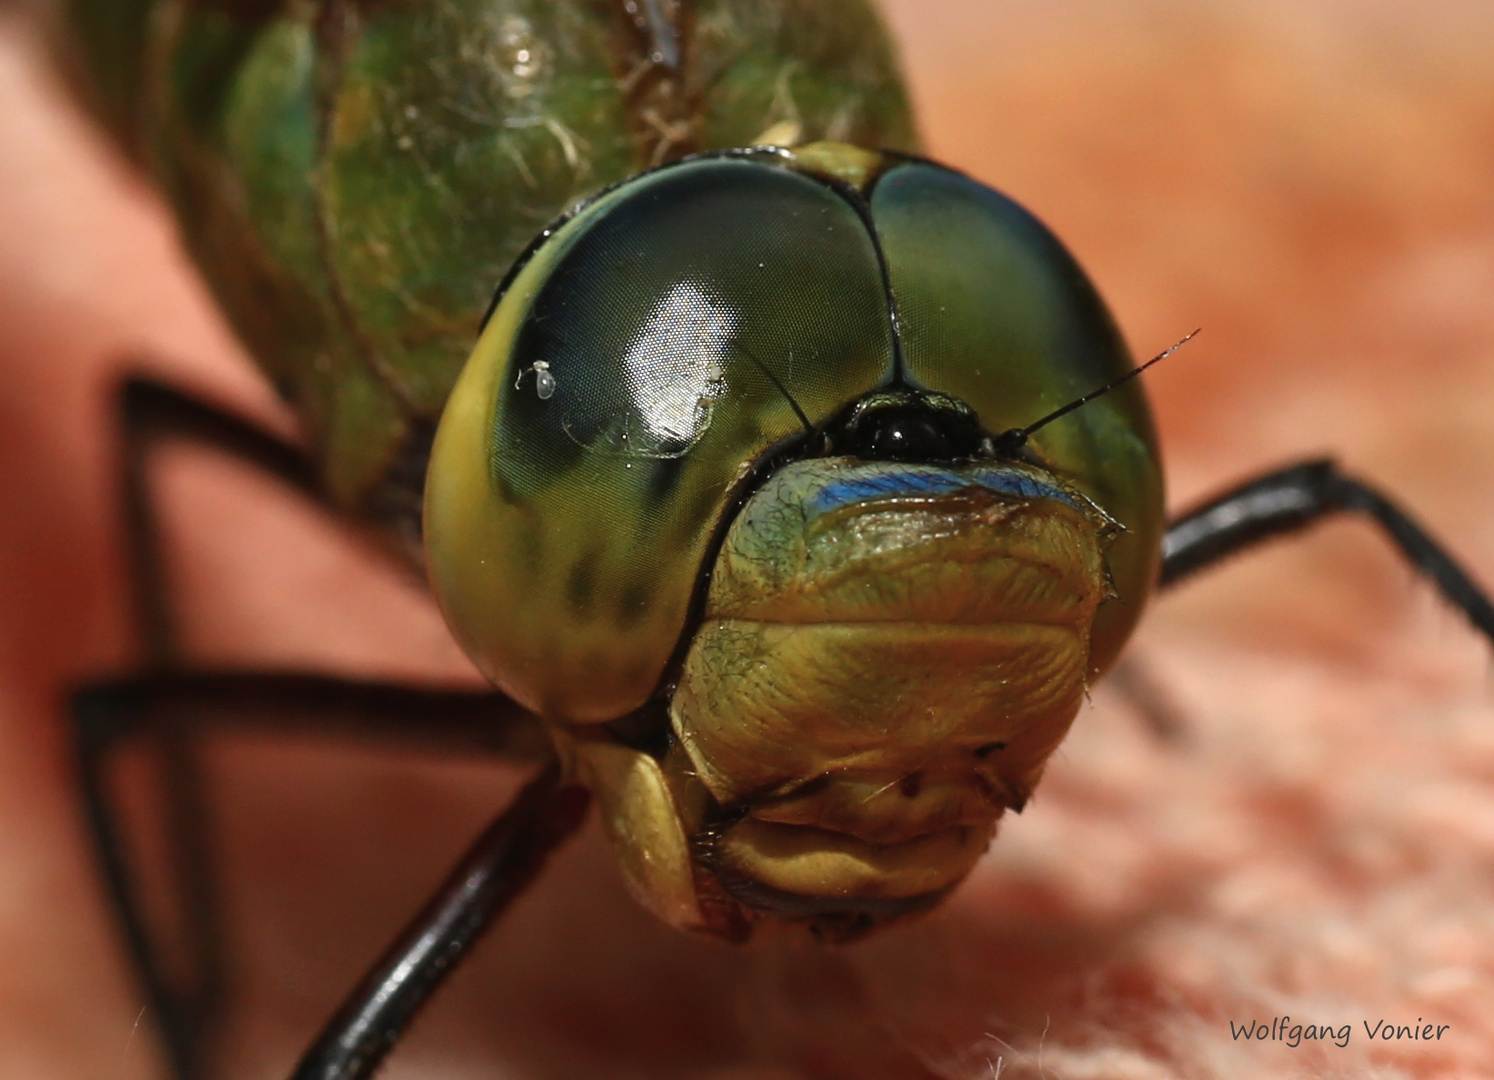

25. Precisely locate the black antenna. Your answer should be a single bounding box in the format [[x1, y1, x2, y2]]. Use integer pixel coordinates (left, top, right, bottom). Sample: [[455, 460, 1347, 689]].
[[991, 329, 1200, 455], [733, 341, 814, 435]]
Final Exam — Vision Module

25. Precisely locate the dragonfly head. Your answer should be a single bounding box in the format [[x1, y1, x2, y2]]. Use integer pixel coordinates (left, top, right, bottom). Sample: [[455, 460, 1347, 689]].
[[424, 146, 1163, 940]]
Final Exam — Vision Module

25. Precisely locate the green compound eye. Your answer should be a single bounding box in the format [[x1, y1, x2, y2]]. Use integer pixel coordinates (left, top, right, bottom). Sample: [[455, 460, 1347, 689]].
[[426, 153, 895, 720], [425, 147, 1162, 724], [870, 161, 1164, 673]]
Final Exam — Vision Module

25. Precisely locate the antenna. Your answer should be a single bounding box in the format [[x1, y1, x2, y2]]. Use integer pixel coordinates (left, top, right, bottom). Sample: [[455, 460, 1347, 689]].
[[991, 329, 1200, 455], [733, 341, 814, 435]]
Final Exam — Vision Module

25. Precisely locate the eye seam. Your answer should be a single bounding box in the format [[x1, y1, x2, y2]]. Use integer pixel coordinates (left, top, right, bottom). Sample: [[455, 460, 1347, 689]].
[[974, 741, 1007, 758]]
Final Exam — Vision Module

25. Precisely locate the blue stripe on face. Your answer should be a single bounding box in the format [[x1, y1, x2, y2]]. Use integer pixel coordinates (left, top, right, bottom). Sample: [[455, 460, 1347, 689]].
[[808, 464, 1079, 518]]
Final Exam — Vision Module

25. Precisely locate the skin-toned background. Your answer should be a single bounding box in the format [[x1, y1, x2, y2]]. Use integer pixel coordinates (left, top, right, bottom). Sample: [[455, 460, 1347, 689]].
[[2, 0, 1493, 1077]]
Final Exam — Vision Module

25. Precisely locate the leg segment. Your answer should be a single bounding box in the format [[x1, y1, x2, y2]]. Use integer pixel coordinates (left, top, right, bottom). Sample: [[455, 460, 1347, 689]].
[[288, 761, 590, 1080], [1105, 655, 1186, 742], [118, 376, 323, 663], [73, 672, 546, 1080], [89, 376, 324, 1079], [74, 672, 548, 760], [81, 376, 536, 1079], [1161, 459, 1494, 643]]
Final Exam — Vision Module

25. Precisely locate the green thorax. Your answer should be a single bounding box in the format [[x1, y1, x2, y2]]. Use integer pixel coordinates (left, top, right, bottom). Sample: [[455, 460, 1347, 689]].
[[63, 0, 916, 511]]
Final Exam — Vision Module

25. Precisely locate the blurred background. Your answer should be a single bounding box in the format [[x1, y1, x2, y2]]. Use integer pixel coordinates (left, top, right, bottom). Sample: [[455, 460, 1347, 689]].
[[2, 1, 1492, 1077]]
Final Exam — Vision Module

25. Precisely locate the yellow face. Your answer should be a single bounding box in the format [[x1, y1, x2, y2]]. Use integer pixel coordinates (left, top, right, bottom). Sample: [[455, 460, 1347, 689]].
[[566, 456, 1116, 939]]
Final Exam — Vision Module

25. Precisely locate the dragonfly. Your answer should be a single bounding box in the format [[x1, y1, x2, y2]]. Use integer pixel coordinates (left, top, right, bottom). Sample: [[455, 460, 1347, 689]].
[[17, 2, 1494, 1078]]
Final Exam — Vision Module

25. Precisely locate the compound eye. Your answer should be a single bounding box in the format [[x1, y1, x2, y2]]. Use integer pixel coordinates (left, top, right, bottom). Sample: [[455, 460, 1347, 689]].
[[426, 156, 896, 720], [868, 159, 1164, 676]]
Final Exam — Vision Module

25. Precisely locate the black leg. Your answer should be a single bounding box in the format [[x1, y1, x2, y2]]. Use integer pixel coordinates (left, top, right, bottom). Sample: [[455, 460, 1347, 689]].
[[73, 670, 546, 1080], [1161, 459, 1494, 643], [1105, 656, 1186, 742], [92, 376, 326, 1080], [288, 761, 589, 1080], [79, 376, 525, 1080], [75, 707, 206, 1080], [117, 377, 323, 662], [74, 672, 548, 761]]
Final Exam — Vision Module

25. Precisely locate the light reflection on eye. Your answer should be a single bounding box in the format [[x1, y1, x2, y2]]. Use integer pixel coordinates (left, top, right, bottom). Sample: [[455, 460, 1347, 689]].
[[621, 281, 737, 446]]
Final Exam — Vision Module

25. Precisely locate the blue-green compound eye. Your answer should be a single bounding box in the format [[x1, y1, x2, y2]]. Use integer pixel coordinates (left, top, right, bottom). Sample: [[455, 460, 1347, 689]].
[[870, 162, 1164, 676], [425, 144, 1162, 724]]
